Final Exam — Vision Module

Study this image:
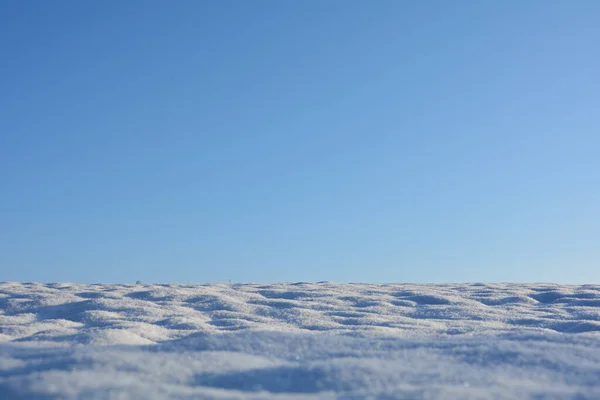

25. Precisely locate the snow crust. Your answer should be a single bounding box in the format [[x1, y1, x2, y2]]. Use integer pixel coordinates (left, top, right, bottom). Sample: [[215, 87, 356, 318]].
[[1, 282, 599, 399]]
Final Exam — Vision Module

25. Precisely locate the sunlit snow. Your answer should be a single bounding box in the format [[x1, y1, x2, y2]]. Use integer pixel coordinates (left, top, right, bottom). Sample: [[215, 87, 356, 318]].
[[1, 282, 599, 399]]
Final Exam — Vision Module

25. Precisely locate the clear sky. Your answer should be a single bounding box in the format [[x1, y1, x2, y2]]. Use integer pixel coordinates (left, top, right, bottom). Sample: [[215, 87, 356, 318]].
[[1, 1, 599, 284]]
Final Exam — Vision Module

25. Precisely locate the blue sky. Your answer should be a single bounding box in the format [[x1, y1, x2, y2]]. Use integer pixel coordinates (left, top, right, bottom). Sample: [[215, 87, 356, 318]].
[[1, 1, 599, 284]]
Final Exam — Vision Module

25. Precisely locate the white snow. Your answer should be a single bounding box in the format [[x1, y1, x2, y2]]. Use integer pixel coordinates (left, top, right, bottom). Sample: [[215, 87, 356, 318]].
[[1, 282, 599, 399]]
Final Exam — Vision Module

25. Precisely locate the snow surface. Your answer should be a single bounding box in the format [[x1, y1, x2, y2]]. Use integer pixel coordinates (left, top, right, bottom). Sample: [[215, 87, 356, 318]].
[[1, 282, 599, 399]]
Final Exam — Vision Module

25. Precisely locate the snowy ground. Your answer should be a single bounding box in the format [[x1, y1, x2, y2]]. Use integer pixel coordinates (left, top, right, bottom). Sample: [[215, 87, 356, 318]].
[[1, 282, 599, 399]]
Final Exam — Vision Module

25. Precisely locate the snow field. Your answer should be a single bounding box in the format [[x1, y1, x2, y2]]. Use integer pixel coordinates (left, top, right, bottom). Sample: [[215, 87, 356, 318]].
[[1, 282, 599, 398]]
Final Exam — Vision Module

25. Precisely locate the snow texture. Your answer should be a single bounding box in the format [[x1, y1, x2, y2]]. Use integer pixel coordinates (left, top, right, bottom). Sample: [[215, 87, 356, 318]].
[[1, 282, 599, 399]]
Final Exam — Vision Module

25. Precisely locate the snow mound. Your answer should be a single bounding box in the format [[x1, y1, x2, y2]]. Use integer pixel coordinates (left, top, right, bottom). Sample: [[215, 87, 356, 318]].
[[1, 282, 599, 398]]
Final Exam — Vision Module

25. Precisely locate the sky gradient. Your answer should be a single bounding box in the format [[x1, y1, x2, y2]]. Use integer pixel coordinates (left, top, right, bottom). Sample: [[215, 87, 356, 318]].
[[1, 1, 599, 284]]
